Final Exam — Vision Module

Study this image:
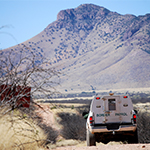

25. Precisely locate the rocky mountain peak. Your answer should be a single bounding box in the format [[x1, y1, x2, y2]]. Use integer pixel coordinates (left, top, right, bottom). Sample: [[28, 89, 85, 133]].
[[57, 9, 75, 21], [55, 4, 111, 32], [57, 4, 110, 21]]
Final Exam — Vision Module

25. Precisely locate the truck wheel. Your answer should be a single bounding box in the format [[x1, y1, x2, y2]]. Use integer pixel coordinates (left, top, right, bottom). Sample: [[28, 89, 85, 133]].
[[133, 129, 138, 143], [86, 129, 96, 146], [128, 129, 138, 143]]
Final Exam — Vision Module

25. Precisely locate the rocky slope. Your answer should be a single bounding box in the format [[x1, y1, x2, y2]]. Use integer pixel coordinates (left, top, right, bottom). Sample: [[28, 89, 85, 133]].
[[1, 4, 150, 93]]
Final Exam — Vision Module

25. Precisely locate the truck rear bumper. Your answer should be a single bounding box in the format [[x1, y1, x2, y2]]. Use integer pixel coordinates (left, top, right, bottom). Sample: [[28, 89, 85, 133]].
[[89, 123, 137, 134]]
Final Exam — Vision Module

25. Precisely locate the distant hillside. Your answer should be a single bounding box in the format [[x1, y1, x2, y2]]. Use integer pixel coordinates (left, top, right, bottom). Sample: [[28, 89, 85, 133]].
[[1, 4, 150, 93]]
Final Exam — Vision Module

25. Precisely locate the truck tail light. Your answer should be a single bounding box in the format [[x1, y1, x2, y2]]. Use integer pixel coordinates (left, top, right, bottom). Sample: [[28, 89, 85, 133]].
[[123, 96, 128, 98], [133, 114, 136, 124], [89, 116, 94, 125], [96, 97, 100, 100]]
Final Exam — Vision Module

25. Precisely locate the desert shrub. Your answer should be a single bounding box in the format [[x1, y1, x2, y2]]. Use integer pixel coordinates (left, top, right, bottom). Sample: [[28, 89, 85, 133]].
[[0, 109, 45, 150], [0, 105, 58, 149], [21, 105, 58, 144], [76, 104, 90, 115], [57, 112, 86, 141], [38, 124, 58, 145], [137, 111, 150, 143]]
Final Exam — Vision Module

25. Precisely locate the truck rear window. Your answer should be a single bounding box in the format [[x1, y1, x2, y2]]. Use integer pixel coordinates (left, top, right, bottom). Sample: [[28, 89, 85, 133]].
[[108, 99, 116, 110]]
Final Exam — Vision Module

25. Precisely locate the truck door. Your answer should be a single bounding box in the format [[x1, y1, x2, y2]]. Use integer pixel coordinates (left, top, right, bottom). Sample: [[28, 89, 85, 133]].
[[104, 96, 122, 123], [94, 96, 122, 124]]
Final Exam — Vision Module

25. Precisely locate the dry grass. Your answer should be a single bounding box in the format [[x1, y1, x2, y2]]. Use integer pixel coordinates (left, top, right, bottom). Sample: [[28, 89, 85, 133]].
[[0, 104, 56, 150], [0, 113, 46, 150], [57, 112, 86, 141], [137, 111, 150, 143]]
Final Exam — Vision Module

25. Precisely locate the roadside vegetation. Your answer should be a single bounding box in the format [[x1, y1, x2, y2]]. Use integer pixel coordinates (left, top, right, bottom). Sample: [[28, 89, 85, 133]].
[[0, 93, 150, 149], [0, 43, 60, 149], [137, 111, 150, 143], [0, 106, 45, 150]]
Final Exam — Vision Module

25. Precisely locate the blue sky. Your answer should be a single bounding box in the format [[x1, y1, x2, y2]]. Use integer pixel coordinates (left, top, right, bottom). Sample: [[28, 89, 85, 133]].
[[0, 0, 150, 50]]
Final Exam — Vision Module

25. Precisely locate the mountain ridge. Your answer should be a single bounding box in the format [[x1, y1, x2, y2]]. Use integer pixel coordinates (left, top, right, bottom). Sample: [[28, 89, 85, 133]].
[[1, 4, 150, 92]]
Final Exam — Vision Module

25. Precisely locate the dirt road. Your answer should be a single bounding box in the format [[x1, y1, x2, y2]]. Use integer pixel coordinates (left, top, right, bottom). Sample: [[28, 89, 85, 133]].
[[53, 144, 150, 150]]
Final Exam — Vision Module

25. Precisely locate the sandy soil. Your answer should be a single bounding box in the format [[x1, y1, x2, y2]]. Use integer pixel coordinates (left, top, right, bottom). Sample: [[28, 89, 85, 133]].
[[52, 144, 150, 150]]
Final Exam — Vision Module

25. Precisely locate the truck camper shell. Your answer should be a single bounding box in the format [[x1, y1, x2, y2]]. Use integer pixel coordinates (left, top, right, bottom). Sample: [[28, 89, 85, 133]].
[[86, 93, 138, 146]]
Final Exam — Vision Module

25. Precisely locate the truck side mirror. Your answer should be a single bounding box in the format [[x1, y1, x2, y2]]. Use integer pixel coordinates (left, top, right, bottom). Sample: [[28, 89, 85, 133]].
[[82, 112, 89, 119]]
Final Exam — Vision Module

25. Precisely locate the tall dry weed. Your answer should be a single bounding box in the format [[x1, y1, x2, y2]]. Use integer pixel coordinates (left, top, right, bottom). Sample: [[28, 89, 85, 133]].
[[0, 104, 58, 150], [57, 112, 86, 141], [0, 112, 46, 150], [137, 111, 150, 143]]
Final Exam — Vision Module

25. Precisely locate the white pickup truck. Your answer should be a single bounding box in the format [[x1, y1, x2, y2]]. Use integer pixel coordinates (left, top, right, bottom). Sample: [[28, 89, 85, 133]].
[[86, 93, 138, 146]]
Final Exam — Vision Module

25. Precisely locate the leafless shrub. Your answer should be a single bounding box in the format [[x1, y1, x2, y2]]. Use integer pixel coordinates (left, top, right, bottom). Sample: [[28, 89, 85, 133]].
[[57, 112, 86, 141], [0, 44, 60, 108], [76, 104, 90, 115], [0, 44, 60, 148], [137, 111, 150, 143]]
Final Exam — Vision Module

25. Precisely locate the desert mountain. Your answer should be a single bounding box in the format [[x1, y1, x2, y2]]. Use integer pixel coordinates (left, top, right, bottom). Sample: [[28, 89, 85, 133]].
[[1, 4, 150, 93]]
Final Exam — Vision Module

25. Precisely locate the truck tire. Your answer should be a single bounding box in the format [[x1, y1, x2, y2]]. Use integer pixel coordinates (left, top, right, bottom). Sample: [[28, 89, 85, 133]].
[[133, 129, 138, 143], [128, 129, 138, 143], [86, 129, 96, 146]]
